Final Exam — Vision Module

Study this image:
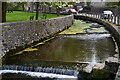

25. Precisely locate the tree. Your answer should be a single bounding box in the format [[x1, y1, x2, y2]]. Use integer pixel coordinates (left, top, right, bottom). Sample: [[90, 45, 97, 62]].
[[6, 2, 28, 11], [2, 2, 6, 22], [106, 2, 120, 8], [50, 2, 70, 16], [17, 2, 28, 11], [6, 2, 14, 12], [44, 2, 52, 13], [51, 2, 61, 15], [35, 1, 77, 16], [35, 2, 39, 20]]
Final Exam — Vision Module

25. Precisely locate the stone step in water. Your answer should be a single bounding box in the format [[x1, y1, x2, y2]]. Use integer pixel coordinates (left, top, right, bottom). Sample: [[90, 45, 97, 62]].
[[57, 34, 111, 40], [2, 65, 79, 77]]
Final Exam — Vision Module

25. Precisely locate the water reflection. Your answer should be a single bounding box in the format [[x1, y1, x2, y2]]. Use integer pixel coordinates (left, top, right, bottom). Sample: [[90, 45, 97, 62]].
[[3, 34, 115, 66]]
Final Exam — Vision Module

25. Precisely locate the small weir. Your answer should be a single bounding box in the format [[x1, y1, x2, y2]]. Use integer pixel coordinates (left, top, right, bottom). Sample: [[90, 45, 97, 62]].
[[1, 65, 79, 78], [1, 20, 118, 79], [2, 65, 79, 76]]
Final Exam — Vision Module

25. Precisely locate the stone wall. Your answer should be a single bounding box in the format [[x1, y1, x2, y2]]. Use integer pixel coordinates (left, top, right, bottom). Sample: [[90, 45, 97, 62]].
[[0, 15, 74, 57], [74, 15, 120, 54]]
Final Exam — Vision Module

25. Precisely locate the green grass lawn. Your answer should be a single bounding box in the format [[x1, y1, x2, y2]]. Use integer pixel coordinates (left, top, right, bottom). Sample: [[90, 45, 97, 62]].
[[6, 11, 67, 22]]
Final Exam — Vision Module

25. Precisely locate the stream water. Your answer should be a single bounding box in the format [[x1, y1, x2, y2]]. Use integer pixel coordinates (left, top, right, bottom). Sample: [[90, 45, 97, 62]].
[[0, 20, 117, 80]]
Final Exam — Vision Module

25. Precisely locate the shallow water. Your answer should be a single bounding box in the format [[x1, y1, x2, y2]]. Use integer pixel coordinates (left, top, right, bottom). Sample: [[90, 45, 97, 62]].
[[4, 34, 115, 64], [59, 20, 109, 34], [1, 20, 117, 79]]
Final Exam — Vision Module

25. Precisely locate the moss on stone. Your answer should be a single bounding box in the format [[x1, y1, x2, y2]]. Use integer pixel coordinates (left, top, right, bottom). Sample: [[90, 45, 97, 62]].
[[15, 37, 55, 55], [59, 20, 88, 34], [24, 48, 38, 52]]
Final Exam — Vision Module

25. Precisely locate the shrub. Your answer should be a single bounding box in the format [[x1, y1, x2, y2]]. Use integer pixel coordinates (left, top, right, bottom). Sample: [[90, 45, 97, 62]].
[[110, 5, 119, 8]]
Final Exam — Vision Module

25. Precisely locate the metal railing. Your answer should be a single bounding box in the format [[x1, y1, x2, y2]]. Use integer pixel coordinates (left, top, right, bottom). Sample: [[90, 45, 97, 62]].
[[79, 13, 120, 26]]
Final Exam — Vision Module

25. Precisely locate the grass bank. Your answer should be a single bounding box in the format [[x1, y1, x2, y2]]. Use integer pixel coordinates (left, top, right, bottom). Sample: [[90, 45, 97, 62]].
[[6, 11, 67, 22]]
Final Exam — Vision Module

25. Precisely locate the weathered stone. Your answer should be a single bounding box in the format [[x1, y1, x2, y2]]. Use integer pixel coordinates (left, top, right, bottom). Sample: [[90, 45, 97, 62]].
[[0, 15, 74, 58], [93, 63, 105, 70], [106, 57, 119, 63], [83, 62, 96, 73]]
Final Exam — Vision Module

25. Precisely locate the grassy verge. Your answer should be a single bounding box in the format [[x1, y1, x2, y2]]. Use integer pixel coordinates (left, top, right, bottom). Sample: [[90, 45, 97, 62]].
[[6, 11, 67, 22]]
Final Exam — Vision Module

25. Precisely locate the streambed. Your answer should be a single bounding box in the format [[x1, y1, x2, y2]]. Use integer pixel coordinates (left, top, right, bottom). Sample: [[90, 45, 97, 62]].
[[0, 20, 118, 80]]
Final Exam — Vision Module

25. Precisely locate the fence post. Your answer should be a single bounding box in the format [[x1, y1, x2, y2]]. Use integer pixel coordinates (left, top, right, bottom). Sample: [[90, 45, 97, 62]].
[[95, 14, 97, 18], [110, 15, 112, 22], [83, 13, 85, 16], [114, 16, 116, 24], [96, 14, 97, 18], [100, 14, 103, 19], [97, 14, 99, 18], [86, 14, 88, 16], [98, 14, 101, 19], [88, 14, 89, 16], [112, 15, 114, 23], [92, 14, 94, 17], [108, 15, 110, 22], [93, 14, 95, 17], [96, 14, 98, 18], [91, 14, 93, 17], [90, 14, 92, 17], [117, 16, 120, 25]]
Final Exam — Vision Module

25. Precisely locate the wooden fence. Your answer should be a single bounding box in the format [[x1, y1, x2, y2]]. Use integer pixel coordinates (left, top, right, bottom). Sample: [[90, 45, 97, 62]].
[[79, 13, 120, 26]]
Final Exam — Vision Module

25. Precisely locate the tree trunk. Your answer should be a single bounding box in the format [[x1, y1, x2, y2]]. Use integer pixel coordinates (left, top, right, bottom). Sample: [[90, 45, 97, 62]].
[[49, 6, 51, 14], [43, 5, 46, 13], [35, 2, 39, 20], [0, 2, 2, 23], [2, 2, 6, 22], [56, 8, 60, 16], [22, 4, 25, 11]]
